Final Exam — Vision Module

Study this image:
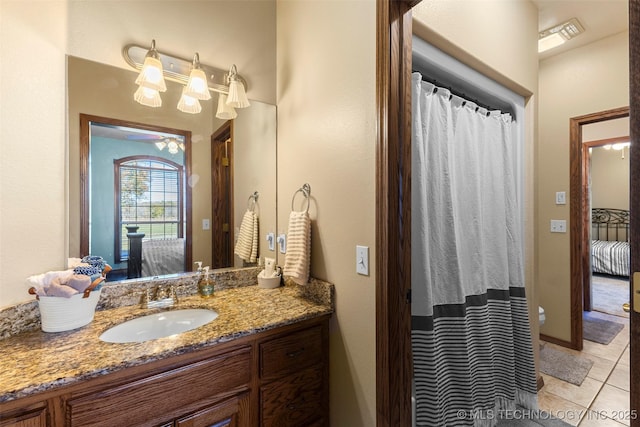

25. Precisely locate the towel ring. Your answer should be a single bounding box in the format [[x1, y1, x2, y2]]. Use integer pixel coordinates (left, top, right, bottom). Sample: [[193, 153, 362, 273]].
[[247, 191, 259, 211], [291, 183, 311, 212]]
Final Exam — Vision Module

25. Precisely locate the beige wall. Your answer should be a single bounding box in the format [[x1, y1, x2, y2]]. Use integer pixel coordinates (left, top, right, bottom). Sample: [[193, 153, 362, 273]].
[[591, 147, 630, 211], [276, 0, 377, 425], [585, 117, 630, 212], [232, 101, 278, 267], [538, 31, 629, 341], [1, 1, 68, 308]]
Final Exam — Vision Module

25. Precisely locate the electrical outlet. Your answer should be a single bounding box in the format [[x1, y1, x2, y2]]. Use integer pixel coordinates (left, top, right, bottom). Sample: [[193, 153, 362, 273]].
[[550, 220, 566, 233], [356, 245, 369, 275]]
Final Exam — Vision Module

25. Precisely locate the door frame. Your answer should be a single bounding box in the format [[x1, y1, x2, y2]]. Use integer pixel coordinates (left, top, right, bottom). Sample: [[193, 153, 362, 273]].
[[375, 0, 416, 425], [569, 107, 630, 351], [629, 0, 639, 422]]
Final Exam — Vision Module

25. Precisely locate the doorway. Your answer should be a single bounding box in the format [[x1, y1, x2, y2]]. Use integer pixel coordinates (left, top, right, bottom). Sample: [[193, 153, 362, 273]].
[[211, 122, 234, 269], [584, 123, 631, 319], [569, 107, 630, 350]]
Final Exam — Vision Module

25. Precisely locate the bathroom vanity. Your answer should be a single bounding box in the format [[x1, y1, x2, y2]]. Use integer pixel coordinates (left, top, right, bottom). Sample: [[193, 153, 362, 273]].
[[0, 277, 333, 427]]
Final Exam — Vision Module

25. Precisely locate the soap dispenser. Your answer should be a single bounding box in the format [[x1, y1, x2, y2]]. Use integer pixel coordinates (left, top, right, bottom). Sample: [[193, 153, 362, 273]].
[[197, 266, 214, 298]]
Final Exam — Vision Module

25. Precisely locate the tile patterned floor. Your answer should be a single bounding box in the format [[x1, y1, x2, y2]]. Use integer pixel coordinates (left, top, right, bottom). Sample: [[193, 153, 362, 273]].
[[539, 311, 631, 426]]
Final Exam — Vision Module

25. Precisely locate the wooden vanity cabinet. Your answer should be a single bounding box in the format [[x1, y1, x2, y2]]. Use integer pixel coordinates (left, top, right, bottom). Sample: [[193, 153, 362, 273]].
[[0, 315, 329, 427]]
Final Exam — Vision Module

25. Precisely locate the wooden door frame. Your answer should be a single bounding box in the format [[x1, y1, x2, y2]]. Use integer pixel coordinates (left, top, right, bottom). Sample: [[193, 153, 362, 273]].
[[211, 122, 234, 269], [376, 0, 417, 425], [629, 0, 640, 423], [569, 107, 630, 351]]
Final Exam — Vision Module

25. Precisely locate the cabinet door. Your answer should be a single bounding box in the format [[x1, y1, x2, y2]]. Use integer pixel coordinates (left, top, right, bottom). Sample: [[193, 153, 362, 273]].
[[260, 366, 324, 427], [175, 392, 249, 427], [0, 407, 47, 427]]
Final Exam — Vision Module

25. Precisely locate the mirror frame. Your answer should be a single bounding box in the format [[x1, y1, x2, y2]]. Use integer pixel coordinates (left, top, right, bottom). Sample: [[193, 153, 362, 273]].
[[79, 113, 193, 273]]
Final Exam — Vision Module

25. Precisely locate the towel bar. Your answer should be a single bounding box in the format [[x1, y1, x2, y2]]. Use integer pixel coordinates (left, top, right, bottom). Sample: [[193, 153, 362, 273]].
[[291, 183, 311, 212]]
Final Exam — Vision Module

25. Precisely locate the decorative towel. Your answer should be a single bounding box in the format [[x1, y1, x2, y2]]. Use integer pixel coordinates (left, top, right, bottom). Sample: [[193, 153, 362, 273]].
[[283, 211, 311, 285], [235, 209, 258, 263]]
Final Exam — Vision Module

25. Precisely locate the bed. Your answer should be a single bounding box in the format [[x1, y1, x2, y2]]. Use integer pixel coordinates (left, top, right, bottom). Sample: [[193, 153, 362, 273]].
[[141, 238, 185, 277], [591, 208, 630, 277]]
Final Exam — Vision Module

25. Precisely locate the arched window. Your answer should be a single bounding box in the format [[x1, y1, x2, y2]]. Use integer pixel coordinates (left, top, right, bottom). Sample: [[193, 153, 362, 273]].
[[114, 156, 183, 262]]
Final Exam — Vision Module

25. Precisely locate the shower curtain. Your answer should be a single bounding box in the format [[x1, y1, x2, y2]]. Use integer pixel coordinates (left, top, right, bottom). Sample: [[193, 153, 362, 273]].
[[411, 73, 538, 426]]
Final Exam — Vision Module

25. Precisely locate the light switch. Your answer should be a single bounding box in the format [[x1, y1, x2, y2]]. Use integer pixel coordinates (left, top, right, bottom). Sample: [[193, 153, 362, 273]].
[[356, 245, 369, 275], [555, 192, 566, 205], [550, 220, 566, 233], [202, 219, 210, 230]]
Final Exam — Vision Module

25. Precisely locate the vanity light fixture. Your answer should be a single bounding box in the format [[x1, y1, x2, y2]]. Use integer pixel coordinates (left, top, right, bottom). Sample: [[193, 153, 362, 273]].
[[184, 53, 211, 101], [538, 18, 584, 53], [135, 40, 167, 92], [226, 65, 250, 108], [177, 87, 203, 114], [134, 85, 162, 108], [123, 40, 250, 115], [216, 93, 238, 119]]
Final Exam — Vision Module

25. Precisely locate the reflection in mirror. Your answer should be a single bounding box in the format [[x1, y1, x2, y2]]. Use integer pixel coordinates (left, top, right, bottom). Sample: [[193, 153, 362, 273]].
[[68, 56, 277, 283], [80, 115, 192, 280]]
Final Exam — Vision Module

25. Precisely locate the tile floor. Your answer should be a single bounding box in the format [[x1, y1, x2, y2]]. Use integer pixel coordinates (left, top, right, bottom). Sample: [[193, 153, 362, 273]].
[[539, 311, 631, 426]]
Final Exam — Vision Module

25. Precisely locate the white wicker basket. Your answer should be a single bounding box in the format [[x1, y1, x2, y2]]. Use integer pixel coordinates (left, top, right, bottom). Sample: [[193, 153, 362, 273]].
[[38, 289, 101, 333]]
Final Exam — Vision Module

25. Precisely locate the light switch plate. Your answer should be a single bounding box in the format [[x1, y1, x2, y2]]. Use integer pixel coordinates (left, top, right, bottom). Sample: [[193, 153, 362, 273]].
[[555, 191, 566, 205], [202, 219, 210, 230], [356, 245, 369, 275]]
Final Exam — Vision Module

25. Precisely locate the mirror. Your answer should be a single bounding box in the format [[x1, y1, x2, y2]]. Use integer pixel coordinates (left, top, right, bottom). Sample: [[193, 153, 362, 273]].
[[68, 56, 277, 281]]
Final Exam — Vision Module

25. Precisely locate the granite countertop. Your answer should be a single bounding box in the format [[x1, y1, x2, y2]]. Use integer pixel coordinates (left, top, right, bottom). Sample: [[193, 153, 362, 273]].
[[0, 281, 333, 404]]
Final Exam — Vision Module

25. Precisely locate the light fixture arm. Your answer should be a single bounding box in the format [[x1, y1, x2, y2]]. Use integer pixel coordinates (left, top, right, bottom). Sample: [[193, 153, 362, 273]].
[[123, 43, 248, 95]]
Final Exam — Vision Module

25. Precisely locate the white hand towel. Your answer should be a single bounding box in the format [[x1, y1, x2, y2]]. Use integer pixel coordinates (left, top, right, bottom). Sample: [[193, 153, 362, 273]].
[[283, 211, 311, 285], [234, 209, 259, 263]]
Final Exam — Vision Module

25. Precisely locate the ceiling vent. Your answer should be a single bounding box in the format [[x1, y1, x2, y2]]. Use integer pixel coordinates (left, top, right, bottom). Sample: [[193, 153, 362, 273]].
[[538, 18, 585, 53]]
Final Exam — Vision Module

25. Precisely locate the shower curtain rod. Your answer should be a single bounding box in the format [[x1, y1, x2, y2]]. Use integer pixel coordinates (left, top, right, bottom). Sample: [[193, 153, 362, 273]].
[[417, 74, 497, 114]]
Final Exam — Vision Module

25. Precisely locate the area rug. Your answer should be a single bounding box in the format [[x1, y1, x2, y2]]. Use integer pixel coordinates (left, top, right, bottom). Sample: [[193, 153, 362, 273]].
[[539, 344, 593, 386], [583, 311, 625, 345]]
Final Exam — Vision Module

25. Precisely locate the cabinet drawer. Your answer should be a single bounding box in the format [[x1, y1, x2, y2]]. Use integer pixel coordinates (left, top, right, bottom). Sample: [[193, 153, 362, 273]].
[[260, 326, 323, 379], [260, 366, 324, 427], [67, 346, 251, 427], [176, 392, 248, 427]]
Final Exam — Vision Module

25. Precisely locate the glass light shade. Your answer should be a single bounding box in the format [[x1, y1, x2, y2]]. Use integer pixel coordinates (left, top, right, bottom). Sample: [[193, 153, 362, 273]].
[[134, 86, 162, 108], [177, 89, 202, 114], [216, 94, 238, 119], [184, 68, 211, 100], [226, 80, 250, 108], [155, 141, 167, 150], [135, 56, 167, 92]]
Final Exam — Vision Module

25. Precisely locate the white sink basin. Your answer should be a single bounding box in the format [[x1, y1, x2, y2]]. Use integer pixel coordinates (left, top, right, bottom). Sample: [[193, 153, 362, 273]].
[[99, 309, 218, 343]]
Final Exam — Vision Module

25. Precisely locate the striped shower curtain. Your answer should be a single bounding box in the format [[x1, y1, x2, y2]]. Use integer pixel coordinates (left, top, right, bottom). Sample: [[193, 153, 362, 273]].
[[411, 73, 538, 426]]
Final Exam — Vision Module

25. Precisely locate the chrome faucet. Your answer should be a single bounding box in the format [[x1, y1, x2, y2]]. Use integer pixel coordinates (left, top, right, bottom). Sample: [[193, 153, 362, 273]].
[[140, 284, 178, 309]]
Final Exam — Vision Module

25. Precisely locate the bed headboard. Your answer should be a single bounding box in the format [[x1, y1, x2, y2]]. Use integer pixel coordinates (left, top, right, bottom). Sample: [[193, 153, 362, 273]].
[[592, 208, 629, 242]]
